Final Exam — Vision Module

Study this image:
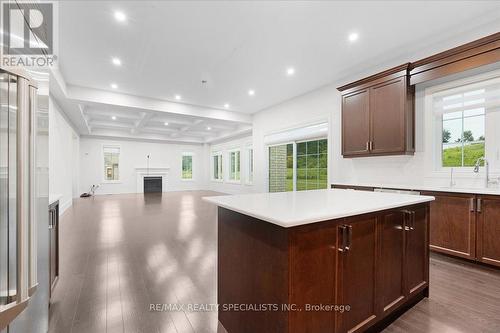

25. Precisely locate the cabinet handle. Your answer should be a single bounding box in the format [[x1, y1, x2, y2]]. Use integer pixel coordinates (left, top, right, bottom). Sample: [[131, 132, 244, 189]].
[[400, 210, 412, 231], [469, 198, 475, 212], [370, 141, 374, 150], [410, 211, 415, 231], [345, 225, 353, 251], [338, 225, 346, 252], [477, 198, 482, 213], [366, 141, 370, 151]]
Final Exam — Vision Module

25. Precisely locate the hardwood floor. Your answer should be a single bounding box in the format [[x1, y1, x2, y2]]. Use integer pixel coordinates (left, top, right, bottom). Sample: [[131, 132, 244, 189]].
[[48, 191, 500, 333]]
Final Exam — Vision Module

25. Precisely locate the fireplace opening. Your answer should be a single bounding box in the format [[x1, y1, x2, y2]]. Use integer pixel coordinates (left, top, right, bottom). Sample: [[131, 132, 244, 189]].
[[144, 176, 162, 193]]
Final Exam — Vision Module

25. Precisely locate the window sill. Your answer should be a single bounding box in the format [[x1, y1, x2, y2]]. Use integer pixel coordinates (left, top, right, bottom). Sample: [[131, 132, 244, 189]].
[[226, 180, 242, 184], [181, 178, 195, 182]]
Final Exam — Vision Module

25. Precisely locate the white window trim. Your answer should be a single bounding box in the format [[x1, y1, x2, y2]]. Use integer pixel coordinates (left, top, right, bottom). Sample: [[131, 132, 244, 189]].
[[245, 146, 253, 185], [211, 151, 223, 182], [181, 152, 194, 181], [227, 148, 242, 184], [424, 69, 500, 176], [101, 144, 122, 184]]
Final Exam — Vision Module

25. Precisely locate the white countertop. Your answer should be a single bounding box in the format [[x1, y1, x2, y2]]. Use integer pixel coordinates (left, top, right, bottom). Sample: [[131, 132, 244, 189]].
[[332, 181, 500, 195], [203, 189, 434, 228]]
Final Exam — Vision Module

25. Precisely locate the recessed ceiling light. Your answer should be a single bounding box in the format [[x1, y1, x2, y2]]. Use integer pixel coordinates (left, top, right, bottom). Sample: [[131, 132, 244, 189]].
[[248, 90, 255, 96], [348, 32, 359, 42], [206, 126, 212, 131], [110, 83, 118, 89], [111, 116, 117, 120], [112, 57, 122, 66], [224, 103, 230, 109], [286, 67, 295, 76], [164, 122, 169, 126], [175, 95, 181, 100], [114, 11, 127, 22]]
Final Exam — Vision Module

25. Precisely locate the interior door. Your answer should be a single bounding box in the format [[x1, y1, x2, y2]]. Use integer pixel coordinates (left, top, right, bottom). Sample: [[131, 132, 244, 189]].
[[476, 196, 500, 267], [342, 89, 370, 156], [337, 216, 378, 333], [406, 206, 429, 296], [369, 77, 406, 154], [377, 210, 406, 316]]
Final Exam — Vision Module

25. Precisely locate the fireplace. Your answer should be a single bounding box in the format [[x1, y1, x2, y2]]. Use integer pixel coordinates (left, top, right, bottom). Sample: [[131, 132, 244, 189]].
[[144, 176, 162, 193]]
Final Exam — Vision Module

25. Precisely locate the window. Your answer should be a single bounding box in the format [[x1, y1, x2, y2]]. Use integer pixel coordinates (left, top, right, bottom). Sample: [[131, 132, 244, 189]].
[[296, 139, 328, 191], [182, 153, 193, 180], [229, 150, 241, 182], [269, 138, 328, 192], [247, 147, 253, 184], [212, 152, 223, 181], [433, 74, 500, 168], [103, 146, 120, 181]]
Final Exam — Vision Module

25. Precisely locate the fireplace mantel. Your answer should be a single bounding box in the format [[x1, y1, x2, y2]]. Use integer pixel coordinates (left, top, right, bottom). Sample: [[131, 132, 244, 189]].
[[135, 167, 169, 193]]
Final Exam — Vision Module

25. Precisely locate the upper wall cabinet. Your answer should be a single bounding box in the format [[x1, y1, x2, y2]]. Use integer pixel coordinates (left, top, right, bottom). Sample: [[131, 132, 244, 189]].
[[339, 64, 414, 158]]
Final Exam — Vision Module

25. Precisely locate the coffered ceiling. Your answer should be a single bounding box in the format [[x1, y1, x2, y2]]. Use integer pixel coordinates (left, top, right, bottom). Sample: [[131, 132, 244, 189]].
[[52, 1, 500, 144]]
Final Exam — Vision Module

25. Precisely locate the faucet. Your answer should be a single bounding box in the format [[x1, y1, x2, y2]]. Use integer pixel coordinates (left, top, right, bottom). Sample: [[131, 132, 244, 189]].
[[473, 157, 497, 188]]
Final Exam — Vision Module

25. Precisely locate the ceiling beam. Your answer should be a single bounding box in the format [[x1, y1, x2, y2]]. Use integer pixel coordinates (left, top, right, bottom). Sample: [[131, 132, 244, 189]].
[[78, 104, 91, 134], [67, 84, 252, 124]]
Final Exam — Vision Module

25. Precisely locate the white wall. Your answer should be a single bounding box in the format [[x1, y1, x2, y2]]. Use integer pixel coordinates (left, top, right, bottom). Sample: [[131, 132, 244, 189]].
[[251, 65, 500, 193], [208, 135, 254, 194], [49, 96, 80, 214], [79, 137, 207, 195]]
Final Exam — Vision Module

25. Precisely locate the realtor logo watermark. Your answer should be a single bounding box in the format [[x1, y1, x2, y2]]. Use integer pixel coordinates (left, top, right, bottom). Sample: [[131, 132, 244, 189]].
[[1, 1, 57, 66]]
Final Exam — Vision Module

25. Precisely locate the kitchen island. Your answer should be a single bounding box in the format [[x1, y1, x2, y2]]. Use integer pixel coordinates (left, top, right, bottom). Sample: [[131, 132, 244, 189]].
[[204, 189, 434, 333]]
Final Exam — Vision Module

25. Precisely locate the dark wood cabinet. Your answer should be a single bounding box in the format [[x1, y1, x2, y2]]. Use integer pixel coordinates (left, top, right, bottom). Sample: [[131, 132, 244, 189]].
[[342, 89, 370, 156], [422, 191, 476, 260], [338, 64, 414, 158], [331, 184, 374, 191], [337, 217, 378, 333], [423, 191, 500, 268], [289, 224, 338, 333], [405, 206, 429, 296], [476, 195, 500, 267], [218, 203, 430, 333], [377, 211, 406, 316]]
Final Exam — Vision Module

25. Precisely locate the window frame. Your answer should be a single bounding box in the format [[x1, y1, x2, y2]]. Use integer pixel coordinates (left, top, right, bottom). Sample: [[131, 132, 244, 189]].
[[211, 151, 223, 182], [181, 152, 194, 181], [426, 70, 500, 174], [227, 148, 241, 183], [246, 146, 253, 185], [101, 144, 121, 183]]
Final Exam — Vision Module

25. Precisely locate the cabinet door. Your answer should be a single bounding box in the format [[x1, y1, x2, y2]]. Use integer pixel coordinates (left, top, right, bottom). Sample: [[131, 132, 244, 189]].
[[337, 217, 378, 333], [369, 77, 406, 154], [342, 89, 370, 157], [377, 211, 406, 316], [476, 196, 500, 267], [289, 224, 338, 333], [424, 192, 476, 260], [406, 206, 429, 297]]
